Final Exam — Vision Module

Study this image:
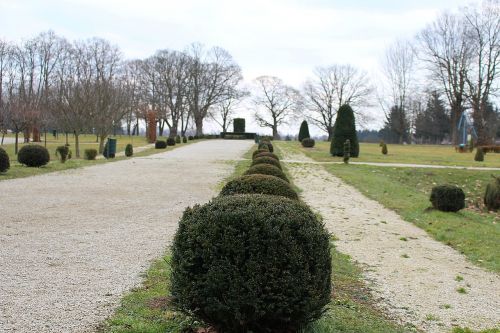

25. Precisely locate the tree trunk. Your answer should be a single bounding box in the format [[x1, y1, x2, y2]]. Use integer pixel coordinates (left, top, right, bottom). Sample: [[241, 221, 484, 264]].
[[169, 119, 179, 138], [32, 127, 41, 142], [195, 116, 204, 136], [24, 129, 30, 143], [1, 132, 5, 145], [74, 132, 80, 158], [65, 133, 69, 145], [272, 125, 279, 140], [327, 126, 334, 141], [14, 131, 19, 154], [473, 103, 490, 146], [99, 134, 106, 153], [159, 120, 165, 137]]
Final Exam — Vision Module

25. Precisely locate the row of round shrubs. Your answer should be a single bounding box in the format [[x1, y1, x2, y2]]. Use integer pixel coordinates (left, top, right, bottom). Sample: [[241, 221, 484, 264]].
[[155, 135, 193, 149], [170, 139, 332, 332]]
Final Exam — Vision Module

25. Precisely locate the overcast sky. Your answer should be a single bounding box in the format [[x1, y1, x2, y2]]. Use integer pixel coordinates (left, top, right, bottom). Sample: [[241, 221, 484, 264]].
[[0, 0, 474, 135]]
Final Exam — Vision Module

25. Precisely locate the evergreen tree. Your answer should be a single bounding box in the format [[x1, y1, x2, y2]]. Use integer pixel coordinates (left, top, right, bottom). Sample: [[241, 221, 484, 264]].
[[298, 120, 310, 142], [380, 105, 409, 144], [415, 91, 450, 143], [330, 104, 359, 157]]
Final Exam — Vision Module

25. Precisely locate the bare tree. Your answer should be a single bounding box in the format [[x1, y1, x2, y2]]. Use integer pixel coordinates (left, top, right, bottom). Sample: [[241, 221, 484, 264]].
[[463, 0, 500, 145], [253, 76, 302, 139], [0, 39, 11, 144], [418, 12, 472, 145], [209, 86, 249, 133], [381, 40, 416, 143], [303, 64, 373, 139], [185, 44, 243, 136]]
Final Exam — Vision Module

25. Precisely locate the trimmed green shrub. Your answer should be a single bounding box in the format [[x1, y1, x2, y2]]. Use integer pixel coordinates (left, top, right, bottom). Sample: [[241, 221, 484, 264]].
[[17, 145, 50, 167], [220, 174, 298, 200], [175, 135, 181, 144], [0, 147, 10, 173], [188, 135, 194, 141], [244, 164, 289, 183], [84, 149, 97, 160], [253, 151, 279, 161], [330, 104, 359, 157], [475, 148, 484, 162], [171, 194, 332, 332], [194, 135, 199, 140], [125, 144, 133, 157], [233, 118, 246, 133], [302, 138, 315, 148], [252, 149, 269, 159], [298, 120, 310, 142], [484, 176, 500, 211], [430, 185, 465, 212], [260, 140, 274, 152], [343, 139, 351, 164], [382, 143, 388, 155], [155, 140, 167, 149], [252, 156, 282, 170], [258, 142, 270, 152], [182, 136, 187, 143], [55, 145, 70, 163], [167, 137, 176, 146]]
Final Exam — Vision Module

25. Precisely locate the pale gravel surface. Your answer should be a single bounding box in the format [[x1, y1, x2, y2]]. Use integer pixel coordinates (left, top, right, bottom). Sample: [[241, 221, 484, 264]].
[[280, 147, 500, 333], [0, 139, 253, 333]]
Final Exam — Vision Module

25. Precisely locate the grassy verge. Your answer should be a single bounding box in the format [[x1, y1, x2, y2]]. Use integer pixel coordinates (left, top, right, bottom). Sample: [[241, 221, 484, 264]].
[[0, 137, 198, 181], [99, 143, 413, 333], [277, 141, 500, 168]]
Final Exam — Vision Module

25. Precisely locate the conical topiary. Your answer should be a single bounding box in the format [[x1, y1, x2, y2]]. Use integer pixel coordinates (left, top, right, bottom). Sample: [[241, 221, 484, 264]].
[[475, 148, 484, 162], [330, 104, 359, 157], [298, 120, 310, 142], [382, 143, 388, 155]]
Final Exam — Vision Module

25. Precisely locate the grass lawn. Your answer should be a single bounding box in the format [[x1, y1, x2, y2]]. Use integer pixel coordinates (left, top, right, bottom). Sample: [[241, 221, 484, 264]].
[[278, 141, 500, 168], [0, 134, 197, 181], [99, 144, 413, 333], [276, 142, 500, 272]]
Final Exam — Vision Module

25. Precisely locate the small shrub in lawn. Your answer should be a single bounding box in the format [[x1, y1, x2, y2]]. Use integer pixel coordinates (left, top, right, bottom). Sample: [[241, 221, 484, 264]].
[[194, 135, 199, 140], [55, 145, 70, 163], [175, 135, 181, 144], [252, 149, 270, 159], [382, 143, 388, 155], [474, 148, 484, 162], [244, 164, 289, 183], [125, 144, 133, 157], [182, 136, 187, 143], [0, 147, 10, 173], [17, 145, 50, 167], [484, 176, 500, 211], [252, 156, 282, 170], [302, 138, 315, 148], [253, 151, 279, 161], [171, 194, 331, 333], [220, 174, 298, 200], [84, 149, 97, 160], [167, 137, 176, 146], [257, 142, 270, 152], [188, 135, 194, 140], [430, 185, 465, 212], [155, 140, 167, 149]]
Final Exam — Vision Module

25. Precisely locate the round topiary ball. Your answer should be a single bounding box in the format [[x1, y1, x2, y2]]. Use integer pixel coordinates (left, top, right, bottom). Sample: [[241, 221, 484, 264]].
[[171, 194, 332, 332], [252, 149, 269, 159], [245, 164, 289, 183], [430, 184, 465, 212], [155, 140, 167, 149], [220, 174, 298, 200], [484, 176, 500, 211], [302, 138, 315, 148], [167, 137, 176, 146], [17, 145, 50, 167], [253, 151, 279, 161], [0, 147, 10, 173], [252, 156, 282, 170], [259, 140, 274, 152]]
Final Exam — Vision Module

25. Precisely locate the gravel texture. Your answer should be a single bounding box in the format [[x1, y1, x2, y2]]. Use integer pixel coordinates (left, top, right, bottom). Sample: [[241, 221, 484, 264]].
[[0, 139, 253, 333], [281, 148, 500, 333]]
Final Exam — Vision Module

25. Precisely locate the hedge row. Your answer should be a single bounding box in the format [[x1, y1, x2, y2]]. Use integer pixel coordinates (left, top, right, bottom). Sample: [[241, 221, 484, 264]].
[[170, 142, 332, 332]]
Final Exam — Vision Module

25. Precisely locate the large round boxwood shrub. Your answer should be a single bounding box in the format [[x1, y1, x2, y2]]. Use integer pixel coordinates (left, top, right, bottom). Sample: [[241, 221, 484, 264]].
[[167, 137, 176, 146], [155, 140, 167, 149], [253, 151, 279, 161], [125, 144, 133, 157], [17, 145, 50, 167], [0, 147, 10, 173], [171, 194, 332, 332], [252, 148, 269, 159], [484, 176, 500, 211], [245, 164, 289, 183], [430, 185, 465, 212], [252, 156, 282, 170], [220, 174, 298, 200], [259, 140, 274, 152], [302, 138, 315, 148]]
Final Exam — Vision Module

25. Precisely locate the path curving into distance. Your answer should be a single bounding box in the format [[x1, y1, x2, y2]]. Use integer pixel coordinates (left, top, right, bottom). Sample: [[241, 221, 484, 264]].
[[0, 139, 253, 333], [279, 145, 500, 333]]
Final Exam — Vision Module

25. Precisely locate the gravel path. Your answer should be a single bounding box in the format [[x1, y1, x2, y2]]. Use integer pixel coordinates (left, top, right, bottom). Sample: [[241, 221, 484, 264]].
[[280, 148, 500, 333], [0, 140, 253, 333]]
